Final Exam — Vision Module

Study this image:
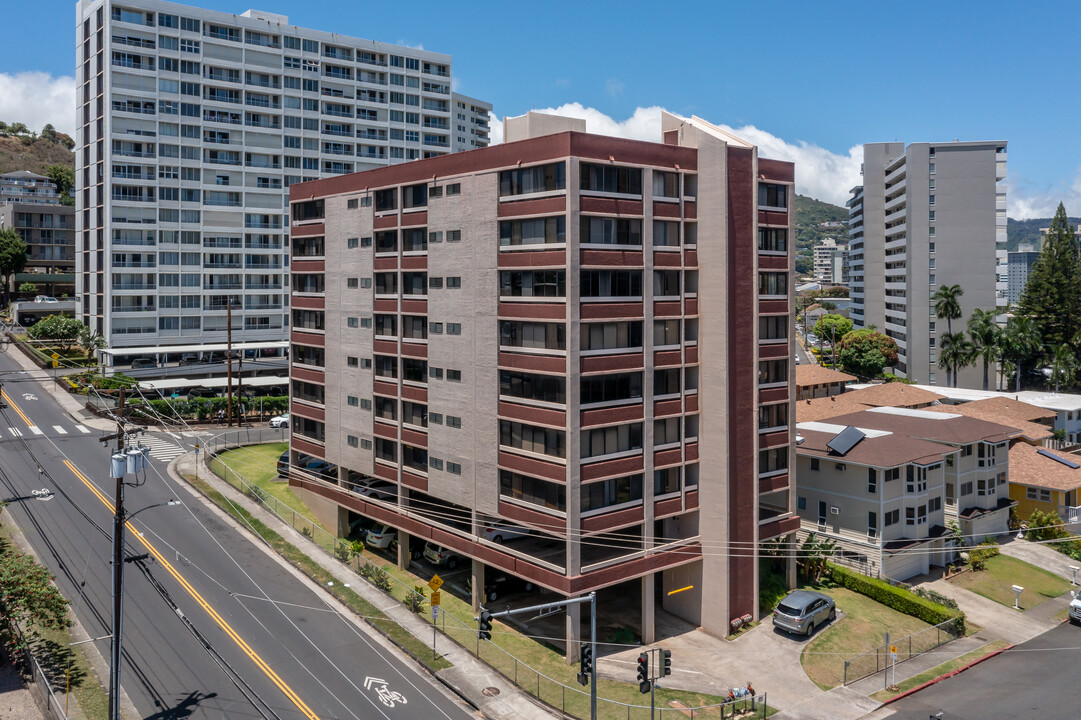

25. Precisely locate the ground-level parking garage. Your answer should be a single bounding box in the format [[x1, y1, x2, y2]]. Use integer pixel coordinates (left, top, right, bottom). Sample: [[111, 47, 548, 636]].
[[288, 471, 748, 658]]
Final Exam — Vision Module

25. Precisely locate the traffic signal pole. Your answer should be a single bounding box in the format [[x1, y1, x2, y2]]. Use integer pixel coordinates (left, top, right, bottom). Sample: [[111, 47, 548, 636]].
[[477, 592, 597, 719]]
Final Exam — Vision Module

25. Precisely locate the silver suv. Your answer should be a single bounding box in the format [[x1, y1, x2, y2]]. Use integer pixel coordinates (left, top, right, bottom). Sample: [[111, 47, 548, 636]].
[[772, 590, 836, 636]]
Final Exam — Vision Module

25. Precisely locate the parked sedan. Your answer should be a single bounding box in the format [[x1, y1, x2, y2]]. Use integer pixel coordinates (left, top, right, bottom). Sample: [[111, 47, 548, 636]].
[[423, 543, 464, 569], [772, 590, 836, 637], [269, 413, 290, 428], [483, 523, 531, 543]]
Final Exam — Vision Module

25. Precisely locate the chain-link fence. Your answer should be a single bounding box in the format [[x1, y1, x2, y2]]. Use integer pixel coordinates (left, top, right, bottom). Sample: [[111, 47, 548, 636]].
[[5, 622, 72, 720], [201, 434, 771, 720], [843, 616, 964, 686]]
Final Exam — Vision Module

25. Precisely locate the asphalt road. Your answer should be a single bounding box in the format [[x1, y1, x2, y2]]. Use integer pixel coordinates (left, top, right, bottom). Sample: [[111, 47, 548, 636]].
[[884, 622, 1081, 720], [0, 349, 473, 720]]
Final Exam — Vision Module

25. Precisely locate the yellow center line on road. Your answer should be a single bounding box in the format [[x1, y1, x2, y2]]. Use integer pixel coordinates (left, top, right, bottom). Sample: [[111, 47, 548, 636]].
[[1, 389, 38, 430], [62, 459, 321, 720]]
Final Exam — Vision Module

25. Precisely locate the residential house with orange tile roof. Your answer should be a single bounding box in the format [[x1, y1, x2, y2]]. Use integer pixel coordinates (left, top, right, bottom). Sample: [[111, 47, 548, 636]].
[[1008, 443, 1081, 524], [795, 365, 856, 400]]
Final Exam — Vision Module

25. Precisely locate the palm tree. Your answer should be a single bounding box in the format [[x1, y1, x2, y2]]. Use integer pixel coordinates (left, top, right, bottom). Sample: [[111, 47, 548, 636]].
[[967, 308, 1003, 391], [933, 284, 965, 386], [1002, 314, 1042, 393], [938, 332, 974, 387], [1050, 343, 1078, 394]]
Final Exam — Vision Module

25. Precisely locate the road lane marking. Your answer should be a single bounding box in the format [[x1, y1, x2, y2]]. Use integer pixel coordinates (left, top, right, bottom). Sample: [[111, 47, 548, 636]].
[[62, 460, 322, 720], [1, 390, 38, 433], [53, 425, 68, 435], [9, 427, 22, 437], [75, 425, 91, 434], [29, 426, 44, 435]]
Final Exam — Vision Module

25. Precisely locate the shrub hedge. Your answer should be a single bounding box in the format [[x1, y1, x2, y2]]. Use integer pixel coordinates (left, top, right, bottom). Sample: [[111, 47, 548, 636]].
[[126, 396, 289, 422], [827, 562, 964, 632]]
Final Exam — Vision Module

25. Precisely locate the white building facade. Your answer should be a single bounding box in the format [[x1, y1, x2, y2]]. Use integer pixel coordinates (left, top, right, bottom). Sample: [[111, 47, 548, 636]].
[[849, 141, 1007, 387], [75, 0, 490, 359]]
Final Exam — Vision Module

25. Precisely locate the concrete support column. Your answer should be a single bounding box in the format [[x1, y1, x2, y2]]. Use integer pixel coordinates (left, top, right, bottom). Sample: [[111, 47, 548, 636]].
[[397, 530, 410, 570], [565, 601, 581, 664], [786, 532, 798, 589], [470, 558, 484, 613], [641, 574, 656, 645]]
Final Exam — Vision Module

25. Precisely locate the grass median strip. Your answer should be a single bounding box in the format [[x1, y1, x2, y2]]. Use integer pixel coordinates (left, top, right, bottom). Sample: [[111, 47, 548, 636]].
[[869, 639, 1010, 702], [947, 554, 1072, 610], [184, 475, 451, 672]]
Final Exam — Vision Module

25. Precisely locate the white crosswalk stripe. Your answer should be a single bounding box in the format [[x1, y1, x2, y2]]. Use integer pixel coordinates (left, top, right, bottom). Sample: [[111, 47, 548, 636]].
[[53, 425, 68, 435], [137, 434, 189, 463], [75, 425, 91, 434], [8, 427, 22, 437], [29, 426, 43, 435]]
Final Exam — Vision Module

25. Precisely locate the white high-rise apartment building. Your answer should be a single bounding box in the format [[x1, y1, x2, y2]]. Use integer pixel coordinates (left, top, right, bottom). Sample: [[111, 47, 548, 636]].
[[75, 0, 490, 363], [849, 141, 1007, 388]]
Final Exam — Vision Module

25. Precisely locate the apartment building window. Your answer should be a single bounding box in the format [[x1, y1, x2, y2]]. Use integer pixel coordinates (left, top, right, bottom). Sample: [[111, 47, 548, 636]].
[[758, 183, 787, 209], [652, 220, 680, 247], [429, 367, 443, 380], [810, 458, 820, 471], [906, 465, 929, 492], [929, 162, 936, 173], [758, 227, 788, 253], [446, 323, 462, 335], [499, 162, 565, 196], [929, 194, 936, 205], [759, 447, 788, 474], [581, 423, 643, 459], [580, 372, 642, 405], [446, 277, 461, 289], [500, 420, 566, 458], [580, 217, 641, 246], [447, 369, 462, 382], [884, 509, 900, 526], [758, 359, 787, 386], [347, 396, 359, 407], [868, 468, 877, 494], [654, 467, 681, 495], [905, 505, 928, 526], [867, 512, 878, 539], [446, 462, 462, 475], [818, 501, 827, 528], [347, 317, 358, 328], [1026, 487, 1052, 502], [654, 319, 681, 347], [758, 403, 788, 430], [581, 474, 643, 512], [347, 436, 359, 448], [653, 171, 679, 198], [581, 270, 642, 298], [403, 183, 427, 209], [446, 230, 461, 242], [581, 321, 642, 351], [500, 321, 566, 351], [654, 368, 681, 396], [758, 272, 787, 297], [445, 183, 461, 196], [759, 315, 788, 342], [429, 412, 443, 425], [654, 270, 681, 297], [499, 270, 566, 298], [581, 163, 642, 195], [500, 470, 566, 512], [501, 217, 566, 246]]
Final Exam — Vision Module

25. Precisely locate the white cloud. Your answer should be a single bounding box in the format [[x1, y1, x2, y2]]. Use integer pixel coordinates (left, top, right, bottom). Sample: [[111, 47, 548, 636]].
[[1006, 169, 1081, 220], [489, 103, 862, 207], [0, 72, 76, 137]]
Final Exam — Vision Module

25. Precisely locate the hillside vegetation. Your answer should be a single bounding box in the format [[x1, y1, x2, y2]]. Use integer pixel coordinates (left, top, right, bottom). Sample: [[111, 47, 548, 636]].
[[795, 194, 848, 275], [0, 135, 76, 178], [1007, 216, 1081, 252]]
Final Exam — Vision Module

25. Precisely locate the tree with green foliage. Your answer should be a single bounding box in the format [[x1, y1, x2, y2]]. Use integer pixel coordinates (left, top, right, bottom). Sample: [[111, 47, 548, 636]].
[[1019, 203, 1081, 350], [27, 314, 85, 351], [967, 308, 1002, 391], [78, 325, 108, 353], [814, 314, 853, 365], [7, 122, 28, 136], [40, 124, 57, 143], [797, 533, 837, 584], [17, 282, 38, 295], [45, 164, 75, 202], [939, 332, 975, 389], [1050, 342, 1078, 393], [1001, 314, 1042, 392], [932, 284, 965, 386], [837, 328, 898, 379], [0, 228, 29, 306], [0, 517, 71, 672]]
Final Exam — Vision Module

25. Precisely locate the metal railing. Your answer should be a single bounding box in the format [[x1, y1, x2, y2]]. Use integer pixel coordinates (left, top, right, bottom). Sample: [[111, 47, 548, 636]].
[[843, 616, 964, 685], [201, 433, 768, 720]]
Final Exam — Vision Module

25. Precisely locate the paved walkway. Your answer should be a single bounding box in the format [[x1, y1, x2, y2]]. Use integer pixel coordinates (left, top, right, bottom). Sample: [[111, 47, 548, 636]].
[[170, 451, 559, 720], [0, 662, 43, 720]]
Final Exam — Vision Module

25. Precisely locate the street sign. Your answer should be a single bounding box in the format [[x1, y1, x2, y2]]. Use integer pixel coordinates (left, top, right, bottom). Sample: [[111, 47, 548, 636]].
[[431, 606, 438, 622], [51, 360, 59, 368], [889, 645, 897, 654], [51, 352, 60, 360], [430, 591, 440, 606], [427, 574, 443, 592]]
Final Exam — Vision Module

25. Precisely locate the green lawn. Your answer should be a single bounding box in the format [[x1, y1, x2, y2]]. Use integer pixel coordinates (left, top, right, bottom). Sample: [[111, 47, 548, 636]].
[[205, 444, 739, 719], [948, 554, 1072, 610], [869, 639, 1009, 701], [800, 585, 932, 690]]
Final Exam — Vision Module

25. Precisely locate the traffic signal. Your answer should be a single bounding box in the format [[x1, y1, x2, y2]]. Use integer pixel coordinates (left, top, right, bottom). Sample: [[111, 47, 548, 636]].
[[478, 610, 492, 641], [662, 649, 672, 676], [577, 642, 593, 685], [636, 653, 651, 694]]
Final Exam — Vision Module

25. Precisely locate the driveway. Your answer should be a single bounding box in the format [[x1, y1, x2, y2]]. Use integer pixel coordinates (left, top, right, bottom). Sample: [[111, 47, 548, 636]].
[[914, 578, 1053, 645], [597, 610, 824, 710], [997, 535, 1081, 584]]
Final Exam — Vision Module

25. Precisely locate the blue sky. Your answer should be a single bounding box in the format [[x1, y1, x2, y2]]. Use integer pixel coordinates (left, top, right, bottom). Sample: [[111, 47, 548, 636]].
[[1, 0, 1078, 216]]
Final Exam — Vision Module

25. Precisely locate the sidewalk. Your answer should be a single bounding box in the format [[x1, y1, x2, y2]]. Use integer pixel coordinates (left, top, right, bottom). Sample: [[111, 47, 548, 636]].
[[169, 450, 558, 720], [1, 341, 114, 431]]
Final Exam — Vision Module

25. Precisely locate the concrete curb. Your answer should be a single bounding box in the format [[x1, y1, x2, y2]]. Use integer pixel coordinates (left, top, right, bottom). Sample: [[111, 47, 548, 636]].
[[882, 643, 1014, 705]]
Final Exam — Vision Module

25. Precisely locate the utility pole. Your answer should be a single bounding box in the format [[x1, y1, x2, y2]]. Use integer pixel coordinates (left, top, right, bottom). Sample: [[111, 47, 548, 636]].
[[226, 301, 234, 427], [106, 390, 126, 720]]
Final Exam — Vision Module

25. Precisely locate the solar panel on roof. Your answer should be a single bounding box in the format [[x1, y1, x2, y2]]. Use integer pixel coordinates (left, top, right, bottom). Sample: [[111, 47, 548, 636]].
[[827, 426, 866, 456], [1037, 448, 1081, 469]]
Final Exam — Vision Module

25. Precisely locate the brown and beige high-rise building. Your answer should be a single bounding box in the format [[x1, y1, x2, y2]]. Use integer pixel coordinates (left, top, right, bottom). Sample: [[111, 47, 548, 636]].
[[286, 111, 796, 644]]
